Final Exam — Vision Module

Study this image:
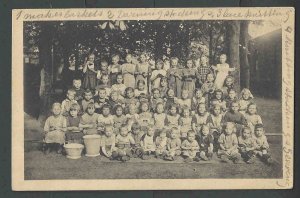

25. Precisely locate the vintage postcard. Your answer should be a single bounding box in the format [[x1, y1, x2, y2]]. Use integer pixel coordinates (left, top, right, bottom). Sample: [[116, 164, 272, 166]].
[[12, 7, 294, 190]]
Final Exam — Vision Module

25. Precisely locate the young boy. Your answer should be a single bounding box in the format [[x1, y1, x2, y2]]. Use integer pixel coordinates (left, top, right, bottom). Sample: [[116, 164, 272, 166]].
[[94, 88, 109, 114], [238, 126, 257, 164], [80, 89, 94, 113], [164, 129, 181, 161], [61, 89, 78, 116], [72, 78, 85, 101], [97, 104, 114, 135], [150, 88, 165, 112], [181, 131, 200, 162], [196, 124, 214, 161], [101, 125, 116, 159], [253, 124, 273, 164], [140, 125, 156, 160], [155, 129, 168, 159], [130, 122, 145, 158]]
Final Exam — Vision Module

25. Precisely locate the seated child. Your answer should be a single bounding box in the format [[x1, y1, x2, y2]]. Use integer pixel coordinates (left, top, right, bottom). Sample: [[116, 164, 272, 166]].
[[113, 105, 127, 134], [43, 103, 67, 154], [164, 129, 182, 161], [126, 103, 140, 131], [65, 103, 83, 144], [207, 104, 223, 151], [94, 88, 109, 114], [181, 131, 200, 163], [130, 122, 145, 158], [108, 91, 124, 111], [134, 79, 148, 97], [218, 122, 241, 163], [155, 129, 168, 159], [101, 125, 116, 159], [213, 89, 227, 112], [140, 125, 156, 160], [175, 89, 192, 113], [61, 89, 78, 116], [192, 103, 209, 132], [158, 77, 168, 98], [123, 87, 139, 113], [150, 88, 165, 112], [221, 75, 235, 98], [244, 103, 263, 135], [153, 102, 167, 134], [137, 102, 154, 130], [253, 124, 273, 164], [200, 72, 216, 109], [238, 127, 257, 164], [165, 104, 180, 129], [112, 124, 135, 162], [196, 124, 214, 161], [79, 103, 99, 135], [191, 89, 206, 114], [238, 88, 254, 114], [95, 74, 111, 97], [97, 104, 114, 135], [179, 106, 193, 140], [225, 88, 237, 109], [80, 89, 94, 113], [111, 73, 127, 99], [72, 78, 85, 101], [164, 88, 177, 111]]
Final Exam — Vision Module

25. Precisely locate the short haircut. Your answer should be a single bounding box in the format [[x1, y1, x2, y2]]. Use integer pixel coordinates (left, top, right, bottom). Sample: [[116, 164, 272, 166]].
[[67, 89, 76, 95], [152, 88, 160, 93], [52, 102, 61, 109], [254, 123, 264, 130], [69, 103, 80, 111]]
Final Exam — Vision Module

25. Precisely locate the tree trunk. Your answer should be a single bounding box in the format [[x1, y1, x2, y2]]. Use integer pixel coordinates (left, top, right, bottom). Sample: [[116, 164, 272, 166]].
[[240, 21, 250, 89], [226, 21, 241, 92]]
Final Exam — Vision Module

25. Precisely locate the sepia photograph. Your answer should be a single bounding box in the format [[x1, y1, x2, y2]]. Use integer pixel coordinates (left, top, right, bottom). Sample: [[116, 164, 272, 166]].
[[12, 8, 294, 190]]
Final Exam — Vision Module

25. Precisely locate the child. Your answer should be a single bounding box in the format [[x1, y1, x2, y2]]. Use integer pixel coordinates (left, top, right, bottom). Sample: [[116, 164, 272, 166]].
[[111, 73, 127, 99], [97, 59, 111, 82], [121, 54, 136, 88], [140, 126, 156, 160], [101, 125, 116, 159], [164, 88, 177, 111], [113, 105, 127, 134], [218, 122, 241, 163], [65, 103, 83, 144], [221, 75, 235, 98], [178, 106, 193, 140], [238, 88, 254, 114], [175, 89, 192, 113], [137, 102, 154, 130], [97, 104, 114, 134], [61, 89, 78, 116], [196, 55, 212, 88], [108, 91, 124, 111], [126, 103, 139, 130], [72, 78, 85, 101], [79, 102, 99, 135], [134, 79, 148, 97], [244, 103, 263, 134], [253, 124, 273, 164], [150, 88, 165, 112], [213, 89, 227, 112], [136, 53, 151, 90], [207, 104, 223, 151], [212, 54, 235, 89], [167, 57, 182, 98], [95, 74, 111, 97], [200, 73, 216, 109], [153, 102, 167, 133], [191, 89, 206, 114], [225, 88, 238, 109], [123, 87, 139, 112], [238, 126, 257, 164], [130, 122, 145, 158], [158, 77, 169, 98], [222, 101, 247, 135], [110, 54, 121, 84], [43, 103, 67, 154], [192, 103, 209, 132], [80, 89, 94, 113], [155, 129, 168, 158], [196, 124, 214, 161], [150, 59, 167, 89], [83, 53, 98, 90], [165, 104, 180, 129], [94, 88, 109, 114], [112, 124, 135, 162], [181, 131, 200, 162], [182, 59, 197, 98], [164, 129, 182, 161]]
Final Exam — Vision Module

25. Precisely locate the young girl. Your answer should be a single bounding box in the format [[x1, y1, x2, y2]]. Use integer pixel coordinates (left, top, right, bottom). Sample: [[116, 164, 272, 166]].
[[126, 103, 139, 130], [121, 54, 136, 88], [137, 102, 154, 130], [253, 124, 273, 164], [108, 91, 124, 110], [61, 89, 78, 116], [65, 103, 83, 144], [43, 103, 67, 154], [130, 122, 145, 158], [218, 122, 241, 163], [79, 103, 99, 135], [136, 53, 151, 90], [150, 59, 167, 89], [153, 102, 167, 134], [123, 87, 139, 112], [140, 126, 156, 160], [167, 57, 182, 98], [113, 105, 127, 134], [72, 78, 84, 102], [111, 73, 127, 99], [101, 125, 116, 159], [175, 89, 192, 113], [238, 88, 254, 114], [207, 104, 223, 151], [244, 103, 263, 135], [164, 89, 177, 112], [80, 89, 94, 113], [97, 104, 114, 134], [134, 79, 148, 97], [97, 59, 111, 83], [150, 88, 165, 112], [192, 103, 209, 132], [165, 104, 180, 129], [181, 131, 200, 163], [191, 89, 206, 114], [238, 127, 257, 164], [155, 130, 168, 158], [94, 88, 109, 114], [196, 55, 212, 89], [95, 74, 111, 97], [83, 53, 99, 90], [213, 89, 227, 112], [164, 129, 181, 161], [212, 54, 235, 89], [200, 73, 216, 109], [182, 59, 197, 98], [178, 106, 193, 140], [158, 77, 168, 98], [221, 75, 235, 98], [110, 54, 121, 85], [196, 124, 214, 161]]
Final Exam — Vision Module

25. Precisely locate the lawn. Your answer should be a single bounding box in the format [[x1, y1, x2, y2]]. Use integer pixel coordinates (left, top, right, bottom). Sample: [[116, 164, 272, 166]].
[[24, 97, 283, 180]]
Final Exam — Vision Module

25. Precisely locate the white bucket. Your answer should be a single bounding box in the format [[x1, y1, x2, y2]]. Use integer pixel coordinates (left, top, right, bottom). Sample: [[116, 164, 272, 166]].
[[64, 143, 84, 159], [83, 135, 101, 157]]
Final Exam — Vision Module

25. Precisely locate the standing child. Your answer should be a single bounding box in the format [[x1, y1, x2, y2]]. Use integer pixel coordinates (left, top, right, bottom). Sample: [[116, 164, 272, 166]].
[[167, 57, 182, 98], [79, 103, 99, 135], [134, 80, 148, 97], [164, 129, 181, 161], [200, 73, 216, 109], [182, 59, 197, 98], [111, 73, 127, 99], [238, 88, 254, 114], [191, 89, 206, 114], [43, 103, 67, 154], [196, 55, 212, 89], [97, 104, 114, 135], [150, 88, 165, 112], [136, 53, 151, 90], [140, 126, 156, 160], [212, 54, 235, 89], [207, 104, 223, 151], [221, 75, 235, 98], [65, 103, 83, 144], [80, 89, 94, 113], [196, 124, 214, 161], [244, 103, 263, 135], [61, 89, 78, 116], [192, 103, 209, 132], [165, 104, 180, 129], [72, 78, 85, 101], [130, 122, 145, 158], [178, 106, 193, 140], [155, 129, 168, 159], [121, 54, 136, 88], [238, 127, 257, 164], [110, 54, 121, 85], [101, 125, 116, 159], [218, 122, 241, 163], [253, 124, 273, 164], [181, 131, 200, 162], [83, 53, 99, 90], [113, 105, 127, 134], [97, 59, 111, 84], [150, 59, 167, 89], [158, 77, 169, 98]]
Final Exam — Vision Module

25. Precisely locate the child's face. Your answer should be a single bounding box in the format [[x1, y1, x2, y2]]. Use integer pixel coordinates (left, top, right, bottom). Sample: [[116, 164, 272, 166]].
[[242, 129, 252, 139], [198, 104, 206, 114], [120, 127, 129, 137], [70, 109, 78, 117], [186, 60, 193, 68], [87, 106, 95, 115], [228, 90, 236, 99], [170, 106, 177, 115], [129, 106, 136, 115], [171, 59, 178, 68], [170, 132, 177, 139], [126, 55, 132, 63], [187, 133, 195, 142], [98, 90, 107, 99], [167, 89, 175, 97], [126, 89, 134, 98], [156, 63, 163, 70], [207, 74, 214, 82], [147, 128, 154, 136], [182, 91, 189, 99], [156, 104, 164, 114], [231, 103, 239, 112], [102, 107, 110, 116], [84, 92, 93, 101], [220, 55, 226, 63], [138, 83, 145, 90], [225, 124, 234, 135], [88, 55, 95, 62], [101, 63, 108, 71], [248, 104, 257, 115], [102, 76, 109, 85], [225, 78, 233, 86], [195, 90, 202, 98], [153, 90, 161, 99], [105, 128, 113, 137], [243, 92, 250, 100], [160, 132, 167, 138], [141, 103, 149, 112], [200, 57, 207, 65], [202, 126, 210, 136], [52, 105, 61, 116], [132, 127, 140, 134], [111, 92, 118, 101], [112, 56, 119, 64], [116, 75, 123, 84], [160, 79, 167, 87], [255, 127, 264, 137], [140, 54, 146, 62], [215, 92, 222, 100], [183, 109, 190, 117], [67, 92, 75, 101], [73, 80, 82, 89], [213, 106, 221, 115], [211, 100, 218, 107], [116, 107, 123, 116]]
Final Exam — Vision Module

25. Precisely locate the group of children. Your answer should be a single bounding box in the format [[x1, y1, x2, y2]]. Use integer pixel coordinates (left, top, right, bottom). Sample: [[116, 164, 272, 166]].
[[43, 52, 272, 164]]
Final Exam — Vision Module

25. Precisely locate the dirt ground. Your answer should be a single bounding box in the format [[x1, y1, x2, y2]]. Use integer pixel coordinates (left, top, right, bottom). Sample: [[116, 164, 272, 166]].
[[24, 97, 283, 180]]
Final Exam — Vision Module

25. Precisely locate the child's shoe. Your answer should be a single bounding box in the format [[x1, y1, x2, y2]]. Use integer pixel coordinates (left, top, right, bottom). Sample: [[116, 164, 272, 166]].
[[184, 158, 193, 163], [164, 156, 174, 161], [246, 156, 255, 164], [200, 152, 208, 161], [220, 155, 229, 163], [193, 157, 201, 162], [233, 157, 241, 164], [207, 152, 213, 160]]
